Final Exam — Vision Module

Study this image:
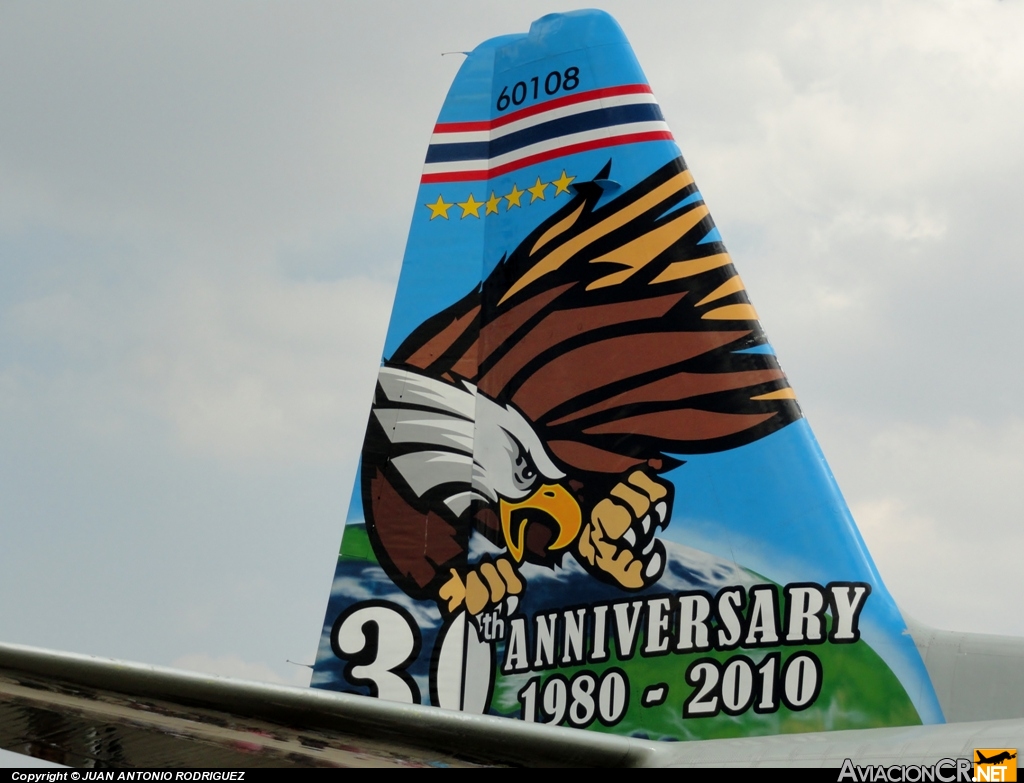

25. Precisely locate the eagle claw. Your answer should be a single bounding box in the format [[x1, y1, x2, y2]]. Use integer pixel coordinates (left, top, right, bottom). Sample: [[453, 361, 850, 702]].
[[438, 557, 524, 615], [575, 470, 672, 589]]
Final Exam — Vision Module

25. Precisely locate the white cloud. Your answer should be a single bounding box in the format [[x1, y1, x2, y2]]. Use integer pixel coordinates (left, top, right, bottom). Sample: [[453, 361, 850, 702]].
[[835, 416, 1024, 635], [129, 273, 393, 461]]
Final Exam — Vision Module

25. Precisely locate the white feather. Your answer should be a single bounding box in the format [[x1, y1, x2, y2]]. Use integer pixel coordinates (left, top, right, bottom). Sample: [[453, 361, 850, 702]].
[[374, 366, 564, 510], [471, 393, 564, 503]]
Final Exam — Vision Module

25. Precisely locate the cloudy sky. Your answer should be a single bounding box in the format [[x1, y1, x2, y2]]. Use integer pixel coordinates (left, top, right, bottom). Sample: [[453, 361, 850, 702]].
[[2, 0, 1024, 762]]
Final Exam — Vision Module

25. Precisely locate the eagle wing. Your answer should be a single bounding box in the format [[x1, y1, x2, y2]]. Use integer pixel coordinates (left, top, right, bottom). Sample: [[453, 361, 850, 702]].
[[390, 157, 802, 481]]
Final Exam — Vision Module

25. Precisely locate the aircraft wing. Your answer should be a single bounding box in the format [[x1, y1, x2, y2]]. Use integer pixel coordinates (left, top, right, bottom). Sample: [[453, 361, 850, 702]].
[[2, 630, 1024, 768], [0, 640, 643, 768]]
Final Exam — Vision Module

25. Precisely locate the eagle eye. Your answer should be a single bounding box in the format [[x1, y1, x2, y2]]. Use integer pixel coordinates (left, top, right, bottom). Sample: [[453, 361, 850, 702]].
[[512, 453, 538, 491]]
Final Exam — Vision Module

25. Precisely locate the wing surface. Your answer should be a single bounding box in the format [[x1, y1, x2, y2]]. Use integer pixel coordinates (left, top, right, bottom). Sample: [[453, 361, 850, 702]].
[[2, 639, 1024, 768]]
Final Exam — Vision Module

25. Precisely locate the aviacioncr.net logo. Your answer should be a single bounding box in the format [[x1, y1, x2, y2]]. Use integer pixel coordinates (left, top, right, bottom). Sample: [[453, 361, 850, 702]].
[[838, 758, 973, 782]]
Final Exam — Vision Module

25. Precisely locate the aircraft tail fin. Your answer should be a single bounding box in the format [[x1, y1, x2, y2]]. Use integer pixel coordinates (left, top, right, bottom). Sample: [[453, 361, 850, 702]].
[[312, 10, 944, 739]]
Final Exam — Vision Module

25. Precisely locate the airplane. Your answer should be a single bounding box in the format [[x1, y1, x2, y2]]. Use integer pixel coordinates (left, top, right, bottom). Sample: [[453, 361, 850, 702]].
[[2, 9, 1024, 769], [976, 751, 1016, 766]]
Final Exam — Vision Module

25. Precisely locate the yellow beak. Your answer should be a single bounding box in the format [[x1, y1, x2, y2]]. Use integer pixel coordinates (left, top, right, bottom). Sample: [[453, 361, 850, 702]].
[[499, 483, 582, 563]]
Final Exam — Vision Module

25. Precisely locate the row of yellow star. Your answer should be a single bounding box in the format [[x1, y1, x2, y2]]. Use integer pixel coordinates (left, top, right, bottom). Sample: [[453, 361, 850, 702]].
[[425, 170, 576, 220]]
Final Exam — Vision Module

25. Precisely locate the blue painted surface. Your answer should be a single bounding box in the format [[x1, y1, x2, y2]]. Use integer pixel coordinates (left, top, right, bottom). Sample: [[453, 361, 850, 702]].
[[658, 190, 704, 220], [734, 343, 776, 355], [697, 226, 723, 245], [321, 9, 944, 735]]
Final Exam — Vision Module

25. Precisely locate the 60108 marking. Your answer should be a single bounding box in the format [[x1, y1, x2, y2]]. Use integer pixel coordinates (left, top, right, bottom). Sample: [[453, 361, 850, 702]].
[[497, 67, 580, 112]]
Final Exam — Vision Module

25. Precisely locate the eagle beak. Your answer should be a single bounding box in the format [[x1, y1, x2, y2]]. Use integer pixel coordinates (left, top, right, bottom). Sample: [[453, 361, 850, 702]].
[[499, 483, 582, 563]]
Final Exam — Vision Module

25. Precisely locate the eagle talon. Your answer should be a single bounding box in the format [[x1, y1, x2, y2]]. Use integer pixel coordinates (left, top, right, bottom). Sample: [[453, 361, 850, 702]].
[[438, 557, 524, 616], [574, 470, 672, 590]]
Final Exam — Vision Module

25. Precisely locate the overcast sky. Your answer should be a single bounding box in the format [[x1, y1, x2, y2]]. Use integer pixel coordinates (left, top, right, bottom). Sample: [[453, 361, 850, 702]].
[[2, 1, 1024, 763]]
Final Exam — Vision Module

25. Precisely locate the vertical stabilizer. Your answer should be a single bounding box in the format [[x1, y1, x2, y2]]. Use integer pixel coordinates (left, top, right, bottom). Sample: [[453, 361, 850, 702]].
[[312, 10, 943, 740]]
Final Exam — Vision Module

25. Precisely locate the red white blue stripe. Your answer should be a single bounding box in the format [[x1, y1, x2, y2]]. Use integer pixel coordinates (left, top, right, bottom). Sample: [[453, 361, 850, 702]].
[[420, 84, 674, 184]]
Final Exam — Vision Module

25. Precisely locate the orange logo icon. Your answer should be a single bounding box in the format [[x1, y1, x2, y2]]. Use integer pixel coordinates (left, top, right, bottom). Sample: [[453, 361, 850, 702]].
[[975, 749, 1017, 782]]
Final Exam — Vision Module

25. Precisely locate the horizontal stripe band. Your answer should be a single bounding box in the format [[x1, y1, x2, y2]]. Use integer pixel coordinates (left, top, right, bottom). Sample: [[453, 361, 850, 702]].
[[425, 103, 666, 164], [423, 121, 672, 175], [419, 130, 676, 184], [430, 93, 660, 146]]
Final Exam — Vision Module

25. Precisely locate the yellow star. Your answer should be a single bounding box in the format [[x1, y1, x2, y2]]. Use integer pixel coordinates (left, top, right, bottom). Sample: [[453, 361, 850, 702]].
[[425, 194, 453, 220], [504, 183, 525, 210], [485, 191, 502, 215], [527, 177, 548, 203], [551, 170, 575, 197], [458, 193, 484, 219]]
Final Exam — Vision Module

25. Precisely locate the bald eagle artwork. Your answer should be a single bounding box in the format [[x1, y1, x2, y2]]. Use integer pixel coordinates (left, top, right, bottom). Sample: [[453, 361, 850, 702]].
[[363, 157, 800, 618]]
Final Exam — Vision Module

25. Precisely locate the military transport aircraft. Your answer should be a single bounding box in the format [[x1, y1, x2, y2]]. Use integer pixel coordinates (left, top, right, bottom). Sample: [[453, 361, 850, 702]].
[[1, 10, 1023, 768]]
